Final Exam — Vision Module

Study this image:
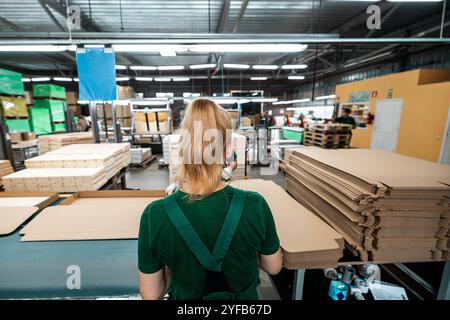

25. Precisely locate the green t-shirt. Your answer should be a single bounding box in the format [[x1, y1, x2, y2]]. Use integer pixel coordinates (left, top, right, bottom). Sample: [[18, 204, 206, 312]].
[[138, 185, 280, 300], [335, 116, 356, 126]]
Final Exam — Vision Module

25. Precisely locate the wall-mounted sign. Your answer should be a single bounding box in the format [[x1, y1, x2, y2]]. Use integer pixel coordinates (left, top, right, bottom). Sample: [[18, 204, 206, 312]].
[[387, 88, 393, 99], [349, 91, 370, 103], [76, 47, 117, 101]]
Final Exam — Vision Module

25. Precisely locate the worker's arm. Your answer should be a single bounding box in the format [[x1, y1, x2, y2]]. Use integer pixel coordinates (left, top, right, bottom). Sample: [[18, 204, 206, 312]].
[[259, 249, 283, 275], [139, 268, 171, 300]]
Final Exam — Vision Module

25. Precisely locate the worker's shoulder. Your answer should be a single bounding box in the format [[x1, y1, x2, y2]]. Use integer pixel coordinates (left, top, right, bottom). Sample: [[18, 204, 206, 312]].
[[239, 188, 270, 211], [142, 198, 166, 218]]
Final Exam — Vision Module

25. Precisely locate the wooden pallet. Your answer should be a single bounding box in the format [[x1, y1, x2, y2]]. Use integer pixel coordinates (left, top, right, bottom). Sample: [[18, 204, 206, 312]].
[[130, 155, 156, 169]]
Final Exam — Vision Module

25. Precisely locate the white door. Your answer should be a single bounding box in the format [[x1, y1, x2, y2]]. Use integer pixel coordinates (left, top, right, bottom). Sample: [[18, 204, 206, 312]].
[[439, 106, 450, 165], [371, 98, 403, 152]]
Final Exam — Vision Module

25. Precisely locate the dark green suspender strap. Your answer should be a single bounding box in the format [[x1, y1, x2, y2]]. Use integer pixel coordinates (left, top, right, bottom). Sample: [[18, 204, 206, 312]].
[[163, 188, 246, 273]]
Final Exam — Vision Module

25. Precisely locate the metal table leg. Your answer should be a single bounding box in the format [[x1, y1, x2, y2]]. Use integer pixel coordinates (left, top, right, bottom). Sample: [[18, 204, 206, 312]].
[[292, 269, 306, 300], [437, 261, 450, 300]]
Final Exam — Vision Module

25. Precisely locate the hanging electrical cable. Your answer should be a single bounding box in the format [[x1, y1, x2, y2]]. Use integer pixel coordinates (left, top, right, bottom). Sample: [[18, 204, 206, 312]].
[[119, 0, 124, 32]]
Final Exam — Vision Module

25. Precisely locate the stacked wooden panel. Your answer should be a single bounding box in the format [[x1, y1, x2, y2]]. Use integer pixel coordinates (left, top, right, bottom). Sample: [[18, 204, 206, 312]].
[[0, 160, 14, 187], [130, 148, 152, 164], [3, 143, 131, 192], [284, 147, 450, 263], [38, 132, 93, 154], [304, 123, 352, 149]]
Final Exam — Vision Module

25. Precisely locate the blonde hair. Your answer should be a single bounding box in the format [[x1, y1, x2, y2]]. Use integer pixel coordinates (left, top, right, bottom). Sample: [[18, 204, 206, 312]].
[[177, 98, 232, 200]]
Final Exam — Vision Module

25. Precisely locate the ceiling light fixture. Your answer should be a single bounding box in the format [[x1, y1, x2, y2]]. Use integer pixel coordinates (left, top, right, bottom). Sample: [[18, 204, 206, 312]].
[[22, 78, 31, 82], [189, 44, 307, 53], [223, 63, 250, 69], [154, 77, 172, 82], [53, 77, 72, 82], [250, 77, 268, 81], [135, 77, 153, 81], [31, 77, 51, 82], [281, 64, 308, 70], [115, 65, 127, 70], [0, 45, 69, 52], [252, 65, 279, 70], [130, 66, 157, 71], [172, 77, 190, 81], [116, 77, 130, 81], [157, 65, 185, 71], [189, 64, 217, 69], [288, 75, 305, 80]]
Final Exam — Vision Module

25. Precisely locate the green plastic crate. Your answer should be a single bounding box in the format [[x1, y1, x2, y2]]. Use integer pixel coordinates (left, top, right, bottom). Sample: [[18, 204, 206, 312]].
[[33, 99, 66, 121], [282, 129, 303, 142], [29, 107, 52, 135], [0, 68, 24, 96], [52, 122, 66, 132], [4, 119, 31, 133], [33, 84, 66, 99]]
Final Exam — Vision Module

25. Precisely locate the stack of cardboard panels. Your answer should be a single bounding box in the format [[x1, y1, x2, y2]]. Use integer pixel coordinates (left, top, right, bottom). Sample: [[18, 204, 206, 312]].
[[96, 103, 132, 128], [134, 111, 170, 135], [2, 167, 106, 192], [162, 135, 171, 165], [304, 123, 352, 149], [0, 160, 14, 187], [233, 179, 344, 269], [167, 133, 247, 182], [284, 147, 450, 263], [130, 148, 152, 164], [38, 132, 93, 154]]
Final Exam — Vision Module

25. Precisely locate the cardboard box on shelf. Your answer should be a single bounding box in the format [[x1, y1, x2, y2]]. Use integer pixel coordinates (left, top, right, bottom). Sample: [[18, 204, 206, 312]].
[[66, 92, 78, 105], [21, 132, 36, 141], [9, 132, 22, 143], [24, 91, 33, 105]]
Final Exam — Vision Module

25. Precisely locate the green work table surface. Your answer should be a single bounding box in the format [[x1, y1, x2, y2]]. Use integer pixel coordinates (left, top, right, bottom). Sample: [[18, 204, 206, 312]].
[[0, 231, 139, 299]]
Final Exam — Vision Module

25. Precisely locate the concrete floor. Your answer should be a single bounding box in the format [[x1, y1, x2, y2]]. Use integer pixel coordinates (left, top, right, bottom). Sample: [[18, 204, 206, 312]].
[[125, 157, 284, 300]]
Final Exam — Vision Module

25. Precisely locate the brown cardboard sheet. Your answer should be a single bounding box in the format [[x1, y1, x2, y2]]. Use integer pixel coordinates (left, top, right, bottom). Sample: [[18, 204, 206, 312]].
[[231, 179, 344, 268], [0, 192, 58, 209], [0, 207, 39, 235]]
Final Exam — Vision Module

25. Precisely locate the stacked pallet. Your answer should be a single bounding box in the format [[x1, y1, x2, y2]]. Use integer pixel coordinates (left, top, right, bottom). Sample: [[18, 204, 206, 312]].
[[0, 160, 14, 187], [38, 132, 93, 154], [130, 148, 152, 164], [3, 143, 131, 192], [284, 147, 450, 263], [304, 123, 352, 149], [167, 133, 247, 182]]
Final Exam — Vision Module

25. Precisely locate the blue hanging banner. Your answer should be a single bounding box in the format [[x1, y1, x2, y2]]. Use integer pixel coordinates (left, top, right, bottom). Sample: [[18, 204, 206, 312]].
[[76, 47, 117, 101]]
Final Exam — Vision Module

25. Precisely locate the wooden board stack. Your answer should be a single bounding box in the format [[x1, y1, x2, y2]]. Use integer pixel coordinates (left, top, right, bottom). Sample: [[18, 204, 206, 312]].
[[130, 148, 152, 164], [0, 160, 14, 187], [38, 132, 93, 154], [167, 133, 247, 182], [284, 147, 450, 263], [3, 143, 130, 192], [304, 123, 352, 149]]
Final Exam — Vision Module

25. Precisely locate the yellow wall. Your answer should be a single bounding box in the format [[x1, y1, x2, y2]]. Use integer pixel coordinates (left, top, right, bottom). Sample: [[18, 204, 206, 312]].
[[335, 69, 450, 162]]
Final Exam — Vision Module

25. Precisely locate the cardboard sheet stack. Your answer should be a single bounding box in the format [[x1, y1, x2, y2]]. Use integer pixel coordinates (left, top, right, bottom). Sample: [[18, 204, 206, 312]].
[[0, 160, 14, 187], [284, 147, 450, 263], [130, 148, 152, 164], [167, 133, 247, 182], [3, 143, 130, 192], [233, 179, 344, 269], [304, 123, 352, 149], [38, 132, 93, 154]]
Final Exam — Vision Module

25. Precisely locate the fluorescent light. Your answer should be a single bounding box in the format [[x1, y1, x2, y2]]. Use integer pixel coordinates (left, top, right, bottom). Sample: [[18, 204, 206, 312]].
[[22, 78, 31, 82], [31, 77, 51, 82], [388, 0, 442, 2], [135, 77, 153, 81], [288, 75, 305, 80], [189, 64, 216, 69], [116, 77, 130, 81], [130, 65, 157, 71], [315, 95, 335, 100], [183, 92, 192, 97], [0, 45, 68, 52], [74, 78, 79, 82], [291, 98, 311, 103], [53, 77, 72, 82], [251, 92, 259, 96], [154, 77, 172, 82], [223, 63, 250, 69], [115, 65, 127, 70], [156, 93, 174, 98], [328, 94, 336, 99], [189, 44, 307, 53], [157, 65, 185, 71], [84, 45, 105, 48], [192, 93, 201, 97], [252, 98, 278, 103], [273, 101, 288, 105], [281, 64, 308, 70], [172, 77, 190, 81], [250, 77, 268, 81], [252, 65, 278, 70], [112, 44, 188, 53]]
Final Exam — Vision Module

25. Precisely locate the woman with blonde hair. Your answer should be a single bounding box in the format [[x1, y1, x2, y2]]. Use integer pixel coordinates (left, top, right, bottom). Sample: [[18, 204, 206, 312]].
[[138, 98, 282, 300]]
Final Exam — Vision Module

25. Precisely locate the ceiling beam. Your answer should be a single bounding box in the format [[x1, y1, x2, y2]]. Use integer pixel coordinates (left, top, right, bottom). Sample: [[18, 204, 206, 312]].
[[232, 0, 250, 33], [42, 0, 99, 32], [216, 0, 231, 33], [0, 16, 24, 32], [37, 0, 66, 32]]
